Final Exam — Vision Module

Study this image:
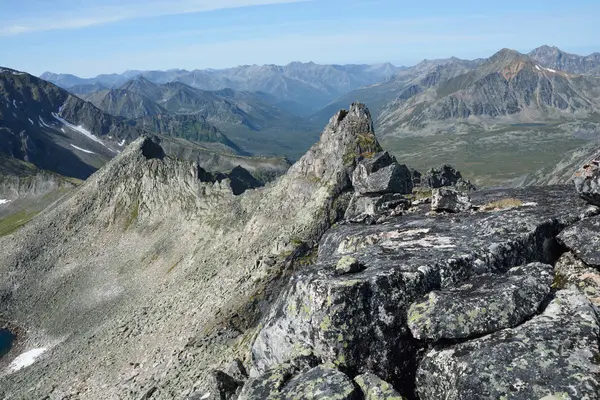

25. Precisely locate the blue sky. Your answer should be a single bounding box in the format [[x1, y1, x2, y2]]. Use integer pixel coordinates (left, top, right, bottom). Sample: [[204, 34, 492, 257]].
[[1, 0, 599, 77]]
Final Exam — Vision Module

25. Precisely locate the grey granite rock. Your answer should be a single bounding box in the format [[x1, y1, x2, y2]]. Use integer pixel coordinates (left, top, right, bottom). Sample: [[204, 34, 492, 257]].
[[407, 262, 553, 341], [415, 290, 600, 400], [239, 360, 358, 400], [250, 186, 596, 396], [354, 373, 405, 400], [557, 215, 600, 267], [555, 251, 600, 307], [352, 156, 413, 195], [574, 157, 600, 206], [280, 364, 358, 400], [431, 187, 471, 212], [238, 355, 320, 400]]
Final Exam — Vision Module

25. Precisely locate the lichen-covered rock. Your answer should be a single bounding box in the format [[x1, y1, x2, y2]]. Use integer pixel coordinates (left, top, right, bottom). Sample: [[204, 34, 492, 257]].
[[335, 256, 363, 275], [557, 215, 600, 267], [251, 186, 595, 396], [352, 153, 412, 195], [354, 373, 405, 400], [407, 263, 553, 341], [239, 361, 358, 400], [238, 355, 320, 400], [555, 251, 600, 306], [344, 193, 410, 221], [574, 157, 600, 205], [280, 364, 359, 400], [416, 290, 600, 400], [431, 187, 471, 212]]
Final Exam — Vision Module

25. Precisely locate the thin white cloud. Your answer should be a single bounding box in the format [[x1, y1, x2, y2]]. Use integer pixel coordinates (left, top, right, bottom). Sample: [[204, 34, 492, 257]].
[[0, 0, 310, 36]]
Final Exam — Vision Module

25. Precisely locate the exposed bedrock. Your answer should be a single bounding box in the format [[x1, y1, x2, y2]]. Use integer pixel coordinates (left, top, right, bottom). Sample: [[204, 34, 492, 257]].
[[249, 185, 600, 397]]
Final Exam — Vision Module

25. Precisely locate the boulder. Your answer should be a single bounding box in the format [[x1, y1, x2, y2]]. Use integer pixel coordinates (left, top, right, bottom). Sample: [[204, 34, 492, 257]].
[[238, 355, 319, 400], [555, 251, 600, 307], [431, 187, 471, 213], [574, 157, 600, 206], [407, 263, 554, 341], [352, 154, 413, 195], [344, 193, 410, 221], [415, 290, 600, 400], [556, 215, 600, 267], [422, 164, 475, 191], [238, 361, 358, 400], [354, 373, 405, 400], [280, 364, 359, 400]]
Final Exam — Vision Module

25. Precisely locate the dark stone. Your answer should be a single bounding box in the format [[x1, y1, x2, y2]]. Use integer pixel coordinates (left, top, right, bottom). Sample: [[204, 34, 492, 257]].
[[557, 215, 600, 267], [422, 164, 474, 191], [415, 290, 600, 400], [139, 136, 165, 160], [228, 166, 262, 195], [206, 370, 244, 400], [408, 263, 553, 341]]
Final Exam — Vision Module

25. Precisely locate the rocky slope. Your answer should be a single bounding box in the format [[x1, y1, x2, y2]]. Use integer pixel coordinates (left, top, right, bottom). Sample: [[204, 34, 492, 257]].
[[81, 78, 320, 158], [1, 102, 599, 400], [378, 48, 600, 136], [311, 57, 484, 126]]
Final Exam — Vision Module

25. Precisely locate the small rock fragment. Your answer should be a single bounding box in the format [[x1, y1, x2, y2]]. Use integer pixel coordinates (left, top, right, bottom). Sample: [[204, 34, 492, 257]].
[[335, 256, 363, 275]]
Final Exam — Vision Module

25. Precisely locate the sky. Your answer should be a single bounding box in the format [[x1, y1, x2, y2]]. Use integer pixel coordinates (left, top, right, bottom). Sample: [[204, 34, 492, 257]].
[[1, 0, 600, 77]]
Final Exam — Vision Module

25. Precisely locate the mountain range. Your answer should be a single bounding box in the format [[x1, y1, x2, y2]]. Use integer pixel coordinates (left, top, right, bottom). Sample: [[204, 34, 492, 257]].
[[41, 62, 404, 115], [0, 67, 290, 184], [7, 45, 600, 187]]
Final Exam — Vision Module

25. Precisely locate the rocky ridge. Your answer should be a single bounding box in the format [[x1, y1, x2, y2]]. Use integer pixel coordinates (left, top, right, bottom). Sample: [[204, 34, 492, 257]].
[[1, 103, 599, 400]]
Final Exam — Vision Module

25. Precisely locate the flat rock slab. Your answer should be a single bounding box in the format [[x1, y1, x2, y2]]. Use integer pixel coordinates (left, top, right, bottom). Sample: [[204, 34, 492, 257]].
[[557, 215, 600, 267], [407, 262, 553, 341], [416, 290, 600, 400]]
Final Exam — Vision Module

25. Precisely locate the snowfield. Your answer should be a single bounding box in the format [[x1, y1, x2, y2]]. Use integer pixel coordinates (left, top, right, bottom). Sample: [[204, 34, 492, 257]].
[[9, 348, 47, 372], [70, 144, 96, 154]]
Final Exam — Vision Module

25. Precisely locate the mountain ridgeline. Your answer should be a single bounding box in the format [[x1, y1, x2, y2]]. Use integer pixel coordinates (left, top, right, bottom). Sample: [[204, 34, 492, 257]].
[[0, 67, 290, 185]]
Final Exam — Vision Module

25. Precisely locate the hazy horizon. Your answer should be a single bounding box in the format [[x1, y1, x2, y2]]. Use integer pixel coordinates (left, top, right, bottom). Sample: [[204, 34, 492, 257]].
[[2, 0, 600, 77]]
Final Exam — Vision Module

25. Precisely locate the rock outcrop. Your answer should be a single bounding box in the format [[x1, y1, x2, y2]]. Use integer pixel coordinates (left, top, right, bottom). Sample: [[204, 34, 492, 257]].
[[421, 164, 476, 191], [407, 263, 553, 341], [416, 290, 600, 400]]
